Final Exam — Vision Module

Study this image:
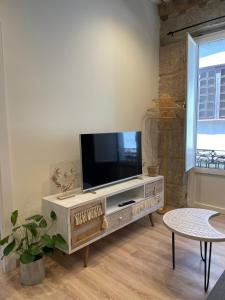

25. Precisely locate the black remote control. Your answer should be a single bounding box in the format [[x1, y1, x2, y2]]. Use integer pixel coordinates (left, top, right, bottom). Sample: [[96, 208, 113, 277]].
[[118, 200, 135, 207]]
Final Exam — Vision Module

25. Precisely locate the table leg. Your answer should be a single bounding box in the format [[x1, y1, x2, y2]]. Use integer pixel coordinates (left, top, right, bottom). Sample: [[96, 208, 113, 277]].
[[172, 232, 175, 270], [200, 241, 205, 262], [204, 242, 212, 292]]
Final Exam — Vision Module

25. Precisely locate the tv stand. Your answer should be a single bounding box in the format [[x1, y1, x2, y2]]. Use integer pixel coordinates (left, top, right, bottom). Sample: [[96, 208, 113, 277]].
[[89, 190, 97, 194], [42, 175, 164, 267]]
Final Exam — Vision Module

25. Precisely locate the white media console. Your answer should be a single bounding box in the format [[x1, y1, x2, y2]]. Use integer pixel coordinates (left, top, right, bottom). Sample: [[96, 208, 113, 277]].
[[42, 175, 164, 266]]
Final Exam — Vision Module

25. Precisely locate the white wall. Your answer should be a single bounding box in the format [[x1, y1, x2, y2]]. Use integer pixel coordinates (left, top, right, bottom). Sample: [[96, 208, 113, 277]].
[[0, 0, 159, 219], [188, 168, 225, 213]]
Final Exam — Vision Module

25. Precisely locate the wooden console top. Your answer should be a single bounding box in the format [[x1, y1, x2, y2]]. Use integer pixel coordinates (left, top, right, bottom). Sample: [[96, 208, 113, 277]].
[[43, 175, 163, 209]]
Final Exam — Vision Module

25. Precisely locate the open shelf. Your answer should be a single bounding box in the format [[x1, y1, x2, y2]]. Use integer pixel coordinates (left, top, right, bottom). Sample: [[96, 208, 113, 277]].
[[106, 185, 144, 215]]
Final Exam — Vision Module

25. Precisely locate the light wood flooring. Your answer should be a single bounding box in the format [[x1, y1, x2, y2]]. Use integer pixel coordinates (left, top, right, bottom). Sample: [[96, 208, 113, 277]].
[[1, 212, 225, 300]]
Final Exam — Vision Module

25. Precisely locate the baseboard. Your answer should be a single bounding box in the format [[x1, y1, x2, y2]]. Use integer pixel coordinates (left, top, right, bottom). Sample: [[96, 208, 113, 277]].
[[192, 202, 225, 214]]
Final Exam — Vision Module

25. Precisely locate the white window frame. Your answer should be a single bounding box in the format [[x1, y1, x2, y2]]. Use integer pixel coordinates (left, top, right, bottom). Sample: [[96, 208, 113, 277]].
[[185, 33, 198, 172], [191, 29, 225, 176], [195, 29, 225, 45]]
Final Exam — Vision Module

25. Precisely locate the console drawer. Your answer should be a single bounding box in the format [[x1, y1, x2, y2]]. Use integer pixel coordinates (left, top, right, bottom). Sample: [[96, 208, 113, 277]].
[[154, 194, 163, 207], [132, 200, 145, 217], [70, 198, 105, 249], [145, 194, 163, 210], [145, 179, 163, 198], [107, 207, 132, 231]]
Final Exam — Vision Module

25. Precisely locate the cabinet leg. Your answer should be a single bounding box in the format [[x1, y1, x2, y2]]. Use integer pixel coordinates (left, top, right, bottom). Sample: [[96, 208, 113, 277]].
[[148, 213, 154, 227], [83, 245, 89, 268]]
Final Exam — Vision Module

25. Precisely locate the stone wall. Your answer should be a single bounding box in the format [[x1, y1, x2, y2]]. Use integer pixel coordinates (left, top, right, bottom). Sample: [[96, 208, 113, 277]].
[[158, 0, 225, 207]]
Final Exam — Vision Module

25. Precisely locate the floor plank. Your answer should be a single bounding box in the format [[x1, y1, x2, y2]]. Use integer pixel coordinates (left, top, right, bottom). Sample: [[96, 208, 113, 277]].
[[1, 212, 225, 300]]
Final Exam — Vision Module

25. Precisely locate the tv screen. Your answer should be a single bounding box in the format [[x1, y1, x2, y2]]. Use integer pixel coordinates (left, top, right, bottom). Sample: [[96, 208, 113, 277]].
[[80, 131, 142, 191]]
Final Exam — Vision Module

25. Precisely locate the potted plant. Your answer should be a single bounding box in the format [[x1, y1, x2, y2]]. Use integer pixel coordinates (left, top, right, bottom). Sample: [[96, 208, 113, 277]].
[[0, 210, 68, 286]]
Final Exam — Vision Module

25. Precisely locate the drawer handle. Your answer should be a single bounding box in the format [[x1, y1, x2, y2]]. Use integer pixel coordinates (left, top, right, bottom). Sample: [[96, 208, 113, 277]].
[[118, 216, 123, 220]]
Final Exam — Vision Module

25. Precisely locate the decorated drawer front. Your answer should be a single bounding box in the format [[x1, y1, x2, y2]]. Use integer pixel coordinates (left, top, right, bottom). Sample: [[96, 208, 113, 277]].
[[70, 198, 106, 249], [145, 198, 152, 210], [145, 180, 163, 198], [71, 198, 105, 227], [154, 194, 163, 206], [132, 201, 145, 217], [107, 207, 132, 231], [145, 194, 162, 209]]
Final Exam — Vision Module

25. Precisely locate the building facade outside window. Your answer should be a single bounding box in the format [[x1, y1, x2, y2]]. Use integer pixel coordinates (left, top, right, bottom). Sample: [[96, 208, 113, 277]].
[[198, 65, 225, 120], [196, 37, 225, 170]]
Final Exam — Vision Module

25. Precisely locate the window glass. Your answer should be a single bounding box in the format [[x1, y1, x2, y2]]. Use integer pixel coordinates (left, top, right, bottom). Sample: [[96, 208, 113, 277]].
[[196, 38, 225, 169]]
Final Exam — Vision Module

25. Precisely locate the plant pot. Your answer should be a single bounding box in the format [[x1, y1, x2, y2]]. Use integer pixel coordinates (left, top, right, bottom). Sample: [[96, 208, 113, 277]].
[[147, 165, 159, 177], [20, 258, 45, 286]]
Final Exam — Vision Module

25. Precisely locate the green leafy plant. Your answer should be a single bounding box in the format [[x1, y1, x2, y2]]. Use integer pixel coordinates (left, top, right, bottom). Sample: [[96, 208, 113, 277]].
[[0, 210, 68, 264]]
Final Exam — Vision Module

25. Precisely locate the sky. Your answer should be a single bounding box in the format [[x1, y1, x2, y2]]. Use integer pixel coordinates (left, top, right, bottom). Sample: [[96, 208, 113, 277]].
[[199, 38, 225, 58], [199, 38, 225, 68]]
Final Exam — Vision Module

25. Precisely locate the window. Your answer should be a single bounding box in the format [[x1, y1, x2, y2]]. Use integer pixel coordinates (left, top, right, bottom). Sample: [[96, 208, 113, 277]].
[[198, 68, 216, 119], [198, 66, 225, 120], [186, 31, 225, 171]]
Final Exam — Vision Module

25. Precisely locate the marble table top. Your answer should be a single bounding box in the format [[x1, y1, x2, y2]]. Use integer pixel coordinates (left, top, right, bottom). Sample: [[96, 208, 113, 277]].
[[163, 208, 225, 242]]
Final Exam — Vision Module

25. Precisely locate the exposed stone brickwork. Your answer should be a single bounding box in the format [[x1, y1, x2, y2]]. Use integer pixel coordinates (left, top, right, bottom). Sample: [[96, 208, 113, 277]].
[[158, 0, 225, 207]]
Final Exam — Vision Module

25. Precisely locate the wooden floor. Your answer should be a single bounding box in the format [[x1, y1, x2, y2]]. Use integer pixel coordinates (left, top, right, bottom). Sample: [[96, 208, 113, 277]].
[[1, 212, 225, 300]]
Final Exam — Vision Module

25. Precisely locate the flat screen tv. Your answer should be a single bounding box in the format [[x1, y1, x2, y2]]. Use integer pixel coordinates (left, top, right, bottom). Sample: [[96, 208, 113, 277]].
[[80, 131, 142, 191]]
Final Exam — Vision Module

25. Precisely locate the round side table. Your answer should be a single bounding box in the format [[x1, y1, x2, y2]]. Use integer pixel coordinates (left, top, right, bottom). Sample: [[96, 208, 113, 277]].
[[163, 208, 225, 292]]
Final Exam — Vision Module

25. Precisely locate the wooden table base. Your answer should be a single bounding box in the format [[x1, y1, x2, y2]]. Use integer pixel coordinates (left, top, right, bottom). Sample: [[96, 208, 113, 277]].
[[83, 245, 89, 268]]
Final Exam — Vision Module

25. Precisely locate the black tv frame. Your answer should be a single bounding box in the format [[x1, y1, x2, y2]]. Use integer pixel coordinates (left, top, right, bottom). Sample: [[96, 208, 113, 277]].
[[80, 131, 142, 192]]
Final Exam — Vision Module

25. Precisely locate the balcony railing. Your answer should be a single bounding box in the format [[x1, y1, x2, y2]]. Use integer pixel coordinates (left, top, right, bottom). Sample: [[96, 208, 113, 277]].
[[196, 149, 225, 169]]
